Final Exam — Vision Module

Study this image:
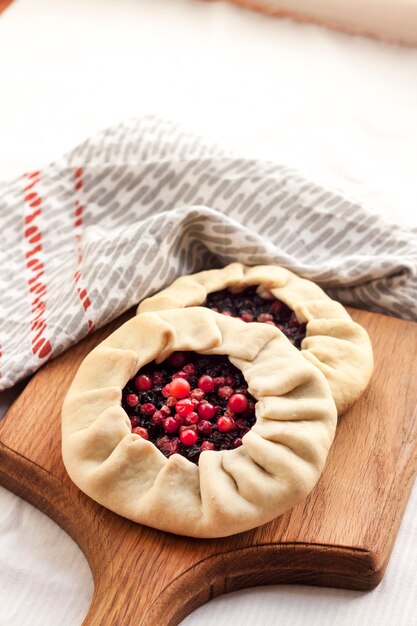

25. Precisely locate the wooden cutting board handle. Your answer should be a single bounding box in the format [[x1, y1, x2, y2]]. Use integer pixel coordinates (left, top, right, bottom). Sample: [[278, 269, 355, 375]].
[[1, 308, 416, 625]]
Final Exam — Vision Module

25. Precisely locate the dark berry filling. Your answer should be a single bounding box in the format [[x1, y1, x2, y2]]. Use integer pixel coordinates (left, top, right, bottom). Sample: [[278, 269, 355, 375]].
[[122, 351, 256, 464], [205, 286, 306, 348]]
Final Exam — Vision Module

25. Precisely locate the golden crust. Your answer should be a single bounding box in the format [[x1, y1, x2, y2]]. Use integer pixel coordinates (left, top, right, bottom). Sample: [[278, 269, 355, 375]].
[[62, 307, 337, 538], [138, 263, 374, 414]]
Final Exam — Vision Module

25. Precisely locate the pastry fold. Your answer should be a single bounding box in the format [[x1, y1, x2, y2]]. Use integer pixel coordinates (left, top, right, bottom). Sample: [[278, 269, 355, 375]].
[[62, 308, 337, 538]]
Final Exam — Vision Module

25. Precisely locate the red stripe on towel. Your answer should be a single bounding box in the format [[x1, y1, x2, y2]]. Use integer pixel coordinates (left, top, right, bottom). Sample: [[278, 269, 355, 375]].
[[73, 167, 94, 332], [22, 172, 53, 360]]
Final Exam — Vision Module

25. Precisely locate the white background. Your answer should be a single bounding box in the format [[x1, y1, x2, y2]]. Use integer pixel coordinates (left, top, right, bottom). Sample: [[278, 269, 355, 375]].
[[0, 1, 416, 625]]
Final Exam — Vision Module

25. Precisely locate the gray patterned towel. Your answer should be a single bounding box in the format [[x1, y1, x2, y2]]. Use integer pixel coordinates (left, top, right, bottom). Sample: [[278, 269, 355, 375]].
[[0, 115, 416, 391]]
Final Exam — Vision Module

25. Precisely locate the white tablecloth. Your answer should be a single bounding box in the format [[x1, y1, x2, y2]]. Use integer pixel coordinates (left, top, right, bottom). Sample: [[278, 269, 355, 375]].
[[0, 1, 416, 624]]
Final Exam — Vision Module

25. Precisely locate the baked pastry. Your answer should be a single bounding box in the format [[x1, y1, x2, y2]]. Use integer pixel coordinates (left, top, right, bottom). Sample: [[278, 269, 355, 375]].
[[62, 307, 337, 538], [138, 263, 374, 415]]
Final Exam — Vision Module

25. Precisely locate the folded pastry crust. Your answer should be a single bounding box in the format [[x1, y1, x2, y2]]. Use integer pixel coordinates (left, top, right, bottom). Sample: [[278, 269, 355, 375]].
[[62, 307, 337, 538], [138, 264, 374, 415]]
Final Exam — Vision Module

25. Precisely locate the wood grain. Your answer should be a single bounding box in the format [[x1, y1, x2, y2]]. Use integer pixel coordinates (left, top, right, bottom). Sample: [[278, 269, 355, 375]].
[[1, 307, 416, 626]]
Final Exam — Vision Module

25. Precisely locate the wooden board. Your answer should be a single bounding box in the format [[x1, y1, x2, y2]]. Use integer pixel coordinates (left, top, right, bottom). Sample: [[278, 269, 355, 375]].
[[1, 308, 416, 626]]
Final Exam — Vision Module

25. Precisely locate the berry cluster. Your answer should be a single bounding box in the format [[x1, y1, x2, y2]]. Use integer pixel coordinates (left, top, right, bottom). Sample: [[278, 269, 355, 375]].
[[122, 351, 257, 464], [205, 286, 307, 348]]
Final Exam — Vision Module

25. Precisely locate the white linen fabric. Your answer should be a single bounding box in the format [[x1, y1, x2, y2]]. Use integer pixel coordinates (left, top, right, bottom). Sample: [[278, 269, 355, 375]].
[[0, 0, 416, 625]]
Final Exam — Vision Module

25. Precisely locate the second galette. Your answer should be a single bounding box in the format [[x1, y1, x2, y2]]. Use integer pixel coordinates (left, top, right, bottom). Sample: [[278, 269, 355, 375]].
[[138, 263, 374, 415]]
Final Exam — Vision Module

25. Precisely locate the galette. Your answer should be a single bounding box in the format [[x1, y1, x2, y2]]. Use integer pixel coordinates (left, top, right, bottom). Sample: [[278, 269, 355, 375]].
[[138, 263, 374, 415], [62, 307, 337, 538]]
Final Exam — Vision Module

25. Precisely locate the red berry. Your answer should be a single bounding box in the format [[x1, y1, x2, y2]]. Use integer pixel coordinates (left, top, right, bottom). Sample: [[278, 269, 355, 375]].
[[126, 393, 139, 407], [228, 393, 248, 413], [152, 371, 164, 385], [217, 416, 235, 432], [198, 420, 214, 436], [130, 416, 139, 428], [132, 426, 149, 439], [167, 351, 186, 369], [174, 413, 185, 426], [156, 435, 180, 456], [200, 441, 215, 451], [198, 375, 215, 393], [231, 437, 243, 448], [224, 375, 235, 386], [197, 402, 216, 420], [184, 411, 199, 425], [175, 398, 194, 417], [166, 396, 177, 407], [271, 300, 284, 314], [190, 388, 205, 401], [180, 428, 198, 446], [257, 313, 273, 323], [183, 363, 196, 375], [135, 374, 152, 391], [160, 405, 171, 416], [172, 370, 188, 379], [218, 385, 233, 399], [213, 376, 225, 387], [241, 311, 254, 322], [163, 417, 180, 434], [169, 377, 191, 399], [140, 402, 156, 415], [151, 410, 164, 425], [180, 423, 197, 432], [162, 384, 171, 398]]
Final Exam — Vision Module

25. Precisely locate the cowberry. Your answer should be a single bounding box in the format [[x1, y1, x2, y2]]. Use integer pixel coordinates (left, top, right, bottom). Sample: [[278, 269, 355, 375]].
[[169, 377, 190, 399], [190, 388, 205, 401], [184, 411, 199, 425], [167, 351, 186, 369], [126, 394, 139, 407], [218, 385, 233, 399], [163, 417, 180, 434], [180, 429, 198, 446], [197, 402, 216, 420], [140, 403, 156, 415], [241, 311, 254, 322], [257, 313, 273, 323], [132, 426, 149, 439], [151, 410, 164, 425], [198, 375, 215, 393], [228, 393, 248, 413], [135, 375, 152, 391], [175, 398, 194, 417], [200, 441, 215, 451], [198, 420, 214, 436], [217, 416, 235, 432]]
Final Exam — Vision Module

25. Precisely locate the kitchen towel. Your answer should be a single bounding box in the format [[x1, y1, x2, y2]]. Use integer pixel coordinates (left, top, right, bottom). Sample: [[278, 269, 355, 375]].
[[1, 114, 416, 391]]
